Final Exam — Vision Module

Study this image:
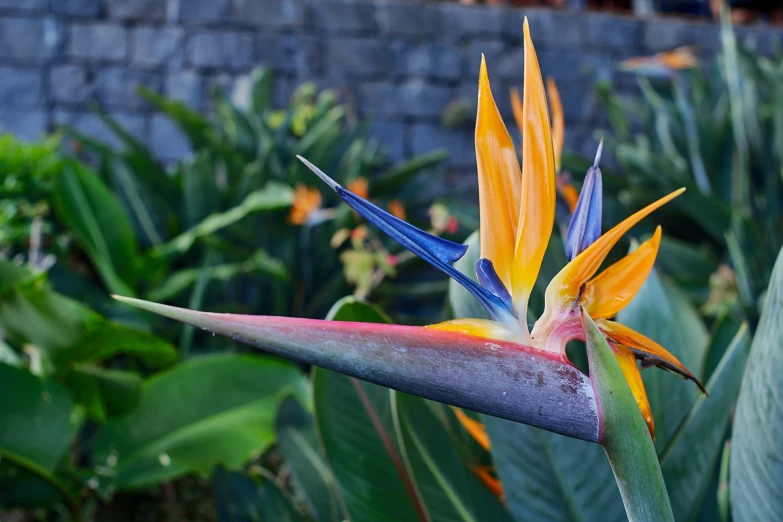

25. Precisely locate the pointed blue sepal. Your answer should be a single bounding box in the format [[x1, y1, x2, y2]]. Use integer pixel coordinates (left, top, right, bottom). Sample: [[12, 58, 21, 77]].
[[476, 258, 514, 314], [298, 156, 516, 325], [565, 141, 604, 261]]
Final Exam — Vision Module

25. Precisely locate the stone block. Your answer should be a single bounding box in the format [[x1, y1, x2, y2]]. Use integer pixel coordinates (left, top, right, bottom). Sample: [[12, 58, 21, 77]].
[[107, 0, 166, 21], [132, 27, 184, 67], [377, 2, 442, 37], [508, 10, 582, 49], [0, 18, 60, 63], [150, 114, 191, 160], [68, 23, 127, 62], [493, 45, 524, 80], [0, 67, 43, 107], [313, 1, 377, 33], [368, 121, 406, 163], [187, 31, 255, 70], [0, 0, 45, 11], [643, 20, 719, 53], [52, 0, 100, 17], [358, 81, 399, 119], [50, 65, 90, 104], [407, 42, 462, 81], [93, 67, 162, 109], [0, 109, 47, 140], [177, 0, 231, 23], [166, 70, 203, 108], [257, 34, 320, 74], [232, 0, 306, 27], [584, 14, 642, 52], [328, 37, 393, 77], [410, 123, 474, 170], [441, 4, 504, 40], [399, 80, 452, 118]]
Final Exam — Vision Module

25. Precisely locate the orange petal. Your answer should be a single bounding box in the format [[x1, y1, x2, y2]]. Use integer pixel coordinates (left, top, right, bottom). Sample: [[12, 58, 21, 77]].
[[475, 56, 523, 290], [598, 319, 706, 394], [582, 226, 662, 319], [613, 343, 655, 439], [545, 188, 685, 308], [510, 87, 523, 139], [472, 465, 504, 500], [557, 175, 579, 213], [546, 77, 564, 173], [426, 318, 515, 342], [451, 407, 491, 451], [510, 19, 556, 310]]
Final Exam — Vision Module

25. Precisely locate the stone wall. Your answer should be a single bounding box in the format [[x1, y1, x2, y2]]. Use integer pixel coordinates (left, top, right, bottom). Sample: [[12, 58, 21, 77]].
[[0, 0, 781, 169]]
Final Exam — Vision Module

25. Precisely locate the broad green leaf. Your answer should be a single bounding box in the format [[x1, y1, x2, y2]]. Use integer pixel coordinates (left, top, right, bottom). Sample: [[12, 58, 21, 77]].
[[66, 366, 143, 423], [582, 312, 674, 522], [324, 295, 391, 323], [617, 269, 709, 451], [212, 467, 303, 522], [315, 298, 428, 522], [484, 415, 624, 522], [0, 274, 176, 369], [396, 394, 513, 522], [702, 315, 742, 382], [53, 161, 137, 296], [276, 397, 345, 522], [660, 323, 750, 522], [92, 354, 308, 490], [147, 250, 288, 302], [154, 182, 294, 257], [449, 232, 490, 321], [731, 247, 783, 521], [0, 364, 80, 508]]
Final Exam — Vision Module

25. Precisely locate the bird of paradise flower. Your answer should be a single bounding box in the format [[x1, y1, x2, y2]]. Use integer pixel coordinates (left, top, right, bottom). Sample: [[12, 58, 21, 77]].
[[115, 19, 704, 456]]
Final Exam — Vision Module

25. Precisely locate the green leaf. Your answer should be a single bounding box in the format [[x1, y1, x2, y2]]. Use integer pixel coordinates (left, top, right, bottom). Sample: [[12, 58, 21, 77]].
[[92, 354, 308, 490], [730, 247, 783, 521], [147, 250, 288, 302], [154, 182, 294, 257], [396, 394, 513, 522], [660, 323, 750, 522], [483, 415, 624, 522], [315, 298, 428, 522], [276, 397, 345, 522], [616, 269, 709, 451], [53, 161, 137, 296], [582, 312, 674, 522], [449, 232, 490, 321], [66, 366, 143, 423], [0, 272, 176, 369], [212, 467, 303, 522], [0, 364, 80, 508], [137, 85, 214, 151], [372, 150, 448, 194]]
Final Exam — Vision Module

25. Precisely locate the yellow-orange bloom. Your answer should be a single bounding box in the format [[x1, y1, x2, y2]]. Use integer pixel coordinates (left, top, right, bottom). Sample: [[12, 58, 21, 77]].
[[289, 185, 322, 225]]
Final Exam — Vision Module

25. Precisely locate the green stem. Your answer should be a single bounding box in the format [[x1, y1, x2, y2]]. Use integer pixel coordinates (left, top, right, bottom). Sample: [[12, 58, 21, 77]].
[[581, 310, 674, 522], [0, 449, 79, 514]]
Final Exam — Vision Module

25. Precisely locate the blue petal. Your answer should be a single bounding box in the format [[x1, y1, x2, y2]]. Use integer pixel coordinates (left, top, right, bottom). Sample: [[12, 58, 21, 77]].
[[299, 156, 516, 324], [476, 259, 514, 312], [565, 141, 604, 261]]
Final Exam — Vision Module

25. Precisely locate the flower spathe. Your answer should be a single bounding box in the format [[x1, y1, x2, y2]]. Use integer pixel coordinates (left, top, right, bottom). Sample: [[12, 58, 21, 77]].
[[299, 19, 703, 437]]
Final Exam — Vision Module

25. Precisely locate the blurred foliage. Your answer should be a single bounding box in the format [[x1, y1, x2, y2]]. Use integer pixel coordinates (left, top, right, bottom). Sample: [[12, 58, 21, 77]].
[[595, 19, 783, 325]]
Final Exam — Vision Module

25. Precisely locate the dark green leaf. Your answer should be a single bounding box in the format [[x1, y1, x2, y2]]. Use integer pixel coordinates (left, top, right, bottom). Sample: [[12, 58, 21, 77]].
[[660, 324, 750, 522], [276, 397, 344, 522], [92, 354, 308, 490], [53, 161, 138, 295], [66, 365, 143, 422], [396, 394, 513, 522], [730, 247, 783, 521], [212, 467, 303, 522], [0, 364, 80, 508]]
